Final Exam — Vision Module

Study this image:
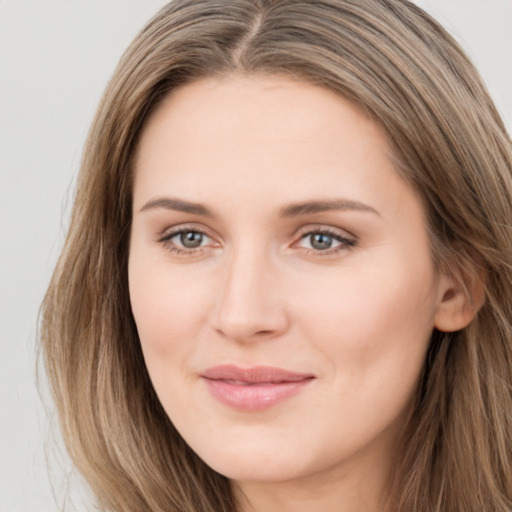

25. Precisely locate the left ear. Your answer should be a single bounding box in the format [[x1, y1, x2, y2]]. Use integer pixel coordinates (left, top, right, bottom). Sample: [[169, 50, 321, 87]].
[[434, 265, 486, 333]]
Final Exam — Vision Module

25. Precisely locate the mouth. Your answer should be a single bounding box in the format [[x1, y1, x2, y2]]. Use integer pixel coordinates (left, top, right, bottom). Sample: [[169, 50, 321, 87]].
[[200, 365, 316, 411]]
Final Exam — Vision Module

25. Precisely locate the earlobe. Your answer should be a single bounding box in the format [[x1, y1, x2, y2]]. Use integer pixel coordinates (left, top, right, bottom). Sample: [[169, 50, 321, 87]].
[[434, 268, 486, 333]]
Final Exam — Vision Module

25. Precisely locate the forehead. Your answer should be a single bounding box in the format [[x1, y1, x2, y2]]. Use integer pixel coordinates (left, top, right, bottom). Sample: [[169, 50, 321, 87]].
[[132, 73, 413, 219], [136, 73, 383, 154]]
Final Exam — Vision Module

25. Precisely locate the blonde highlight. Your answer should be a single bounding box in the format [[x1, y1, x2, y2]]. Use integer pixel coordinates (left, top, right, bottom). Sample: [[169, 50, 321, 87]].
[[40, 1, 512, 510]]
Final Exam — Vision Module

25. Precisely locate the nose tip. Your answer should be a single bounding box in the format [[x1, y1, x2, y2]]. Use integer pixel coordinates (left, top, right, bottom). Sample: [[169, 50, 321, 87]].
[[213, 322, 280, 343], [212, 254, 289, 343]]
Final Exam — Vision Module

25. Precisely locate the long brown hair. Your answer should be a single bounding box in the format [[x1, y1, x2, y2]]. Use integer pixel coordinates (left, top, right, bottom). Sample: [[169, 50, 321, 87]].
[[40, 1, 512, 510]]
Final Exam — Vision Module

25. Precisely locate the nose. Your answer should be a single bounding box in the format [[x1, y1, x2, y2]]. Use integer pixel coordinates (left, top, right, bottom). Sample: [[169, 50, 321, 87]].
[[212, 247, 289, 343]]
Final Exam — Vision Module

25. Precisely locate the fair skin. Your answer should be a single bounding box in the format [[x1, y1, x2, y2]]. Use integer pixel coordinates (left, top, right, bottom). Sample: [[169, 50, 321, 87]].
[[128, 74, 474, 512]]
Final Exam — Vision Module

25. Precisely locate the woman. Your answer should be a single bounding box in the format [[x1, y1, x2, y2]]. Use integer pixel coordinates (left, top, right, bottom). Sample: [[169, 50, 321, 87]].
[[40, 0, 512, 511]]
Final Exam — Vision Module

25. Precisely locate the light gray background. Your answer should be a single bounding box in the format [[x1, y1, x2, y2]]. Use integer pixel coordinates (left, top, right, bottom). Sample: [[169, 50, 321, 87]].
[[1, 1, 511, 511]]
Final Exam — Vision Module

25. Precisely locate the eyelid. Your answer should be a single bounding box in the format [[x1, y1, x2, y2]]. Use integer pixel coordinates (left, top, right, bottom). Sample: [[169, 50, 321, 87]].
[[157, 222, 217, 240], [292, 223, 356, 240], [155, 222, 357, 257], [157, 223, 221, 254], [291, 224, 357, 255]]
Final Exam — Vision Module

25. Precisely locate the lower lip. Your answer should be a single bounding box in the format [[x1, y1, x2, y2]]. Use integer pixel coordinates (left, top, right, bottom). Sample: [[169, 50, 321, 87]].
[[203, 378, 313, 411]]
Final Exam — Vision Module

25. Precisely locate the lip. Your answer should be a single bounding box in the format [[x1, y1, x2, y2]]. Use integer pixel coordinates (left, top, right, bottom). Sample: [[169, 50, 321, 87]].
[[201, 365, 315, 411]]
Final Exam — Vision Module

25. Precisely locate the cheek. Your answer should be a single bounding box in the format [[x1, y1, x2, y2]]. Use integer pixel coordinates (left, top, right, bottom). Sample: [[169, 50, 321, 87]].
[[293, 252, 438, 382], [282, 259, 438, 461], [128, 254, 215, 361]]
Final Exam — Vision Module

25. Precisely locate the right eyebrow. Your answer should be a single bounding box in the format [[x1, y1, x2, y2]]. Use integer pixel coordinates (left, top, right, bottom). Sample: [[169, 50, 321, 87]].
[[279, 198, 380, 217], [139, 197, 214, 217]]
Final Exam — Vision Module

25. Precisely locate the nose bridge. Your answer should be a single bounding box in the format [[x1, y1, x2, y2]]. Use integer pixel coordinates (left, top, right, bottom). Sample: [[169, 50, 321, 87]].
[[214, 242, 287, 341]]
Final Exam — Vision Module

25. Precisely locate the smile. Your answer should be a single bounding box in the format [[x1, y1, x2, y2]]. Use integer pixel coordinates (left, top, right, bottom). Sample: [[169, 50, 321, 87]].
[[201, 365, 315, 411]]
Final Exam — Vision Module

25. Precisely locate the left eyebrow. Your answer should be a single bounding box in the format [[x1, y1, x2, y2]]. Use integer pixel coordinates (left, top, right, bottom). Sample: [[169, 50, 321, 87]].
[[279, 198, 380, 217]]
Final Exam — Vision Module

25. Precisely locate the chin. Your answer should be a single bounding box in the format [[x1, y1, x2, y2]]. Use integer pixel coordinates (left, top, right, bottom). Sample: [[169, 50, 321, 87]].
[[181, 429, 330, 483], [206, 456, 307, 483]]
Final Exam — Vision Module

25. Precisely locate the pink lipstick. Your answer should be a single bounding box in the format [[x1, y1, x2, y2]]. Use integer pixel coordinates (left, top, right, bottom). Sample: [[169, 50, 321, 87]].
[[201, 365, 315, 411]]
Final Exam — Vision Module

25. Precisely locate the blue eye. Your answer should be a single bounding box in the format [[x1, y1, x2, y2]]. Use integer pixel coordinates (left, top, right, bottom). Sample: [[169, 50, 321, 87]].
[[297, 230, 355, 253], [306, 233, 338, 250], [160, 229, 213, 253], [177, 230, 205, 248]]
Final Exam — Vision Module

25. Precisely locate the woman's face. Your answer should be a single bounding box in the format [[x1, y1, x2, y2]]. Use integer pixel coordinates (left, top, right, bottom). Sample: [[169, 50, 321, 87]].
[[129, 74, 452, 492]]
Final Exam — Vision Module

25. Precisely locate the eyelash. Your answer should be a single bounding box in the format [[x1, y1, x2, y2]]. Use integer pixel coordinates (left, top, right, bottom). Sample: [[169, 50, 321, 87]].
[[293, 227, 357, 256], [157, 225, 357, 257], [158, 226, 215, 256]]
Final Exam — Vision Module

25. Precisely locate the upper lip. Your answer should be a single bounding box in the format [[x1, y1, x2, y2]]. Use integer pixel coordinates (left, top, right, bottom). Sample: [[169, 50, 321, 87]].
[[201, 364, 315, 384]]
